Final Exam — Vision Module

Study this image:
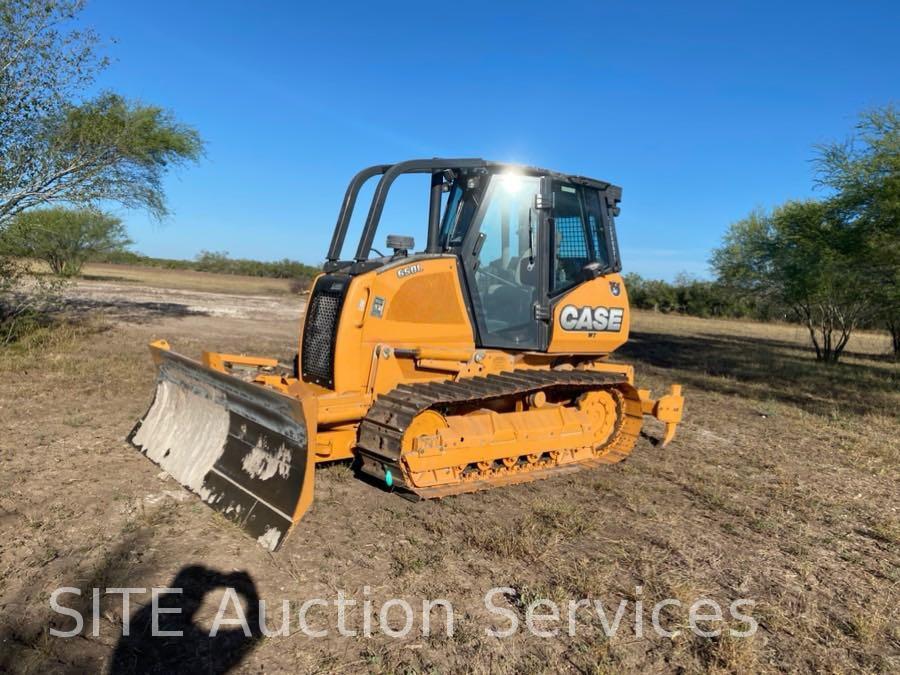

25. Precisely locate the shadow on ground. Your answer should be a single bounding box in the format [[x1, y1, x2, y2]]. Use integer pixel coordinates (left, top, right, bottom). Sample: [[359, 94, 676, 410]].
[[61, 297, 208, 323], [109, 566, 262, 675], [79, 275, 133, 283], [620, 330, 898, 416], [0, 519, 261, 674]]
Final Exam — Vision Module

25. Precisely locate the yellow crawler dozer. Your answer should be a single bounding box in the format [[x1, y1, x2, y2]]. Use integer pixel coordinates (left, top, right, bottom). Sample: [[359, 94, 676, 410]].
[[129, 159, 684, 550]]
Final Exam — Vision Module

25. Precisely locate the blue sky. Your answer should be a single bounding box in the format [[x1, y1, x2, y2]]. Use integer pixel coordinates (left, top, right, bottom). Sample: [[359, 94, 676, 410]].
[[80, 1, 898, 280]]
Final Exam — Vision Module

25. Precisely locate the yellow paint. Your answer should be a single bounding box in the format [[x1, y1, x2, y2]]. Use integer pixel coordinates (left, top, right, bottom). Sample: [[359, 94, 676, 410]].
[[548, 273, 630, 354]]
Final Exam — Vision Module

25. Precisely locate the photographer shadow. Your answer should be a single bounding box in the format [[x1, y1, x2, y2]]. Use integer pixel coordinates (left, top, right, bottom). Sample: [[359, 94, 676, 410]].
[[109, 565, 262, 674]]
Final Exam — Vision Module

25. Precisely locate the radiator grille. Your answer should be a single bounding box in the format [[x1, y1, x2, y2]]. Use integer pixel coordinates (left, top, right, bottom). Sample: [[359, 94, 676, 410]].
[[301, 275, 348, 388]]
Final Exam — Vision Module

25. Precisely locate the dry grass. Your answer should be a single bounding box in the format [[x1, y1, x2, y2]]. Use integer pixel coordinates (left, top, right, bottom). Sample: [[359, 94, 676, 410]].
[[627, 309, 897, 417], [79, 262, 296, 295], [0, 289, 898, 673]]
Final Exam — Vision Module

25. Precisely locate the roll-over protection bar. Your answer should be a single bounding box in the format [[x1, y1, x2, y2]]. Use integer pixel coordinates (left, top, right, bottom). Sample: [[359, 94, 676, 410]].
[[325, 158, 489, 269], [324, 157, 622, 273], [326, 164, 392, 265]]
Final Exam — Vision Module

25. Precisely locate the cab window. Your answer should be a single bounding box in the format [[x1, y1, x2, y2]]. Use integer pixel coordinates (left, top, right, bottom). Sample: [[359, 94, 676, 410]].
[[439, 182, 464, 245], [582, 188, 610, 267], [551, 182, 612, 293], [470, 173, 542, 348]]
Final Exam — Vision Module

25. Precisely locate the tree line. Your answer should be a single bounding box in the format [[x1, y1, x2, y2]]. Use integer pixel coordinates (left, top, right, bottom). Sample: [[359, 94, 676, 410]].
[[0, 205, 320, 284], [96, 248, 321, 281], [623, 273, 778, 320], [625, 105, 899, 364]]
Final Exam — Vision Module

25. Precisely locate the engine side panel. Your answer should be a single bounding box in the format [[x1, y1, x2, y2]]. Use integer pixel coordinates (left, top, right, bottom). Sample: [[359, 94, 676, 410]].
[[324, 256, 476, 394]]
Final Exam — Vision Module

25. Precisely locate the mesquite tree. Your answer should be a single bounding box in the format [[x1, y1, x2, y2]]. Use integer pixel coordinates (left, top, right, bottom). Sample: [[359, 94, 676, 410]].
[[0, 0, 203, 227], [1, 0, 203, 341], [1, 207, 131, 276], [815, 105, 900, 359], [712, 201, 878, 364]]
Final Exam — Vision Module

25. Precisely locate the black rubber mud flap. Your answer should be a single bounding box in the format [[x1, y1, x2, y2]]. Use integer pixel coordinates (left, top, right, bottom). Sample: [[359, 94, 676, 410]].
[[128, 345, 316, 551]]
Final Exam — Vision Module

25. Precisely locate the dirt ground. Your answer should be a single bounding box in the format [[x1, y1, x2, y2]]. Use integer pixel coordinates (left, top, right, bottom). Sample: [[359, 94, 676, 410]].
[[79, 262, 297, 296], [0, 272, 897, 674]]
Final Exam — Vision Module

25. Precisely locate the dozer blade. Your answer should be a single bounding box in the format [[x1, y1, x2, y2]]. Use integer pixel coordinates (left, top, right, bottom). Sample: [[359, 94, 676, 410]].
[[128, 342, 317, 551]]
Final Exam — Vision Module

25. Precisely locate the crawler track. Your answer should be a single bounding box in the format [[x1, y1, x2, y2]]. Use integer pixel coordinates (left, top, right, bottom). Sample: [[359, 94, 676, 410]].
[[356, 368, 643, 498]]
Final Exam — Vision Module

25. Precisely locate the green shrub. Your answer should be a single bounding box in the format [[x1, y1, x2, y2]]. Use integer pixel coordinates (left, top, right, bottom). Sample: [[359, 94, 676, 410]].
[[1, 208, 131, 277]]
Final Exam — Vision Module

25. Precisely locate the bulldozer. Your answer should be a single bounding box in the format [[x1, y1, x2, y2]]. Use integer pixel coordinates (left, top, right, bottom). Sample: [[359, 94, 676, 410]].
[[129, 158, 684, 551]]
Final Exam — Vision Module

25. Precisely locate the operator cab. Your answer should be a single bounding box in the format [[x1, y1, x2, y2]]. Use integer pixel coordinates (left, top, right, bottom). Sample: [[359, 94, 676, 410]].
[[322, 159, 622, 352], [439, 169, 620, 349]]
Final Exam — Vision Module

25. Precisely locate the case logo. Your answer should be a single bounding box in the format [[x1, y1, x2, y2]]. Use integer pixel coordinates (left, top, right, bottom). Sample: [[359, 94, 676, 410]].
[[609, 281, 621, 296], [559, 305, 625, 332]]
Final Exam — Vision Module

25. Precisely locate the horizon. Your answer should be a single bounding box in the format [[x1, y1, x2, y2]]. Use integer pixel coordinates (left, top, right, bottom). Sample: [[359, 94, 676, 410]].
[[80, 0, 899, 280]]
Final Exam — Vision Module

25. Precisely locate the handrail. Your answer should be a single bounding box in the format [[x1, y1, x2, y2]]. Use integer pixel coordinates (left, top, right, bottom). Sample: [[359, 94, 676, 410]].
[[353, 158, 489, 262]]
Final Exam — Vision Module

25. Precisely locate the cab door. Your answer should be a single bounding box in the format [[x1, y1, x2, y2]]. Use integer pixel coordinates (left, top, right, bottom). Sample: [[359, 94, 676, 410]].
[[460, 173, 550, 350]]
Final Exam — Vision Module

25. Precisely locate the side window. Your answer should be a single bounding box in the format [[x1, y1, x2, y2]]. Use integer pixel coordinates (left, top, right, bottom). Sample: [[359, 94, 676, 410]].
[[551, 183, 591, 292], [439, 183, 463, 246], [582, 188, 610, 267]]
